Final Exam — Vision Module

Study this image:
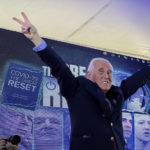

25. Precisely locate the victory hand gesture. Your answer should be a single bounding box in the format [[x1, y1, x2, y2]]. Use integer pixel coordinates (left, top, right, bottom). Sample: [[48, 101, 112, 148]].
[[13, 12, 42, 46]]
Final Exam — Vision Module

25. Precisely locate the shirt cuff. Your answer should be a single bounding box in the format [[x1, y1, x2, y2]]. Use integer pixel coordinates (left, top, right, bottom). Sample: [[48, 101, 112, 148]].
[[33, 40, 47, 52]]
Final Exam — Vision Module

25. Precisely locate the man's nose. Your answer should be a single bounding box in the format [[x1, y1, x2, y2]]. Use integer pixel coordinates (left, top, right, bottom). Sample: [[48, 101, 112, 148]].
[[144, 122, 150, 129], [125, 122, 131, 128], [45, 119, 50, 126], [103, 72, 109, 78]]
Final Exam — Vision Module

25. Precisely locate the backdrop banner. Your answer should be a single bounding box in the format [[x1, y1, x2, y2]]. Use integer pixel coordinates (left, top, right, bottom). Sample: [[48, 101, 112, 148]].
[[0, 28, 150, 150], [1, 63, 43, 110]]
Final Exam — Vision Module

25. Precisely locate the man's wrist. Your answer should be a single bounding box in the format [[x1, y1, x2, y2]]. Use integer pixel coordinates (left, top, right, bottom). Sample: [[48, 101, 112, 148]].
[[33, 40, 47, 52], [31, 33, 43, 46]]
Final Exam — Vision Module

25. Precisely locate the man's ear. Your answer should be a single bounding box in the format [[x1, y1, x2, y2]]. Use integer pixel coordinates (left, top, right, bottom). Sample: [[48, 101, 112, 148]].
[[86, 71, 91, 79]]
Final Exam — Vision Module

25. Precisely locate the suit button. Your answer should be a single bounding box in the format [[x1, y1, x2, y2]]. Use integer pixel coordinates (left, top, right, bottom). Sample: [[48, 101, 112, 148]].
[[82, 135, 90, 138], [102, 114, 105, 118], [110, 122, 113, 126], [110, 136, 114, 141]]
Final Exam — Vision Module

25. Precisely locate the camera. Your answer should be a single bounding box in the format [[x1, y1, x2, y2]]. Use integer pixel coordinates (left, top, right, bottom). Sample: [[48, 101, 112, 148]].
[[2, 135, 21, 150]]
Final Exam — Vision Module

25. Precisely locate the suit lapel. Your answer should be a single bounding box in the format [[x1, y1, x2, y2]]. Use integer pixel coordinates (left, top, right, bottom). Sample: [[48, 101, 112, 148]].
[[84, 78, 105, 113], [106, 86, 124, 121], [81, 77, 124, 120]]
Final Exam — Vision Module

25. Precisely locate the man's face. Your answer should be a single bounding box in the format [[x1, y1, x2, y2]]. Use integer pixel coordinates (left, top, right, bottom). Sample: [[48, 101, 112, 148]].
[[87, 60, 112, 93], [122, 113, 132, 139], [1, 108, 33, 137], [12, 112, 33, 136], [34, 111, 62, 140], [135, 115, 150, 142]]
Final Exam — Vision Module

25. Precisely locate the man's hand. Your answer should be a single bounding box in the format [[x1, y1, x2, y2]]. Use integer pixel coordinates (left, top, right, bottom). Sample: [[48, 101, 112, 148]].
[[13, 12, 42, 46]]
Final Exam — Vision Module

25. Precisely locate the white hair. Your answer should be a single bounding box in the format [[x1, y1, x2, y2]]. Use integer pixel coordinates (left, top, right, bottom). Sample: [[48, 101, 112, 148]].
[[87, 57, 113, 72]]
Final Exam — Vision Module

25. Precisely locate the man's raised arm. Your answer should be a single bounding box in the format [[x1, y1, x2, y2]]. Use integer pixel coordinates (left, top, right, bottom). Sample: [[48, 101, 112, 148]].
[[13, 12, 78, 99]]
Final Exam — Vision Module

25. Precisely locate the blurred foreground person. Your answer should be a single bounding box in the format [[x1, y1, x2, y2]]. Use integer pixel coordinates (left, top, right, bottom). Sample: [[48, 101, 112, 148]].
[[0, 135, 20, 150]]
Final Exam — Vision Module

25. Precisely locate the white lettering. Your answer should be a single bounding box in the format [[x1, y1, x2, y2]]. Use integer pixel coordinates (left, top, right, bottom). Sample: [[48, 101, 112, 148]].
[[69, 64, 78, 77], [14, 81, 20, 88], [8, 80, 36, 92], [11, 70, 30, 78], [42, 66, 51, 76], [79, 66, 86, 76], [20, 82, 26, 90], [26, 84, 31, 91], [8, 79, 14, 86], [32, 86, 36, 92]]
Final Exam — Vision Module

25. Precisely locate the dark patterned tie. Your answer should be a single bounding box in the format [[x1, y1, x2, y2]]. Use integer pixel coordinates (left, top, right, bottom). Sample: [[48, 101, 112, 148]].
[[105, 98, 112, 117]]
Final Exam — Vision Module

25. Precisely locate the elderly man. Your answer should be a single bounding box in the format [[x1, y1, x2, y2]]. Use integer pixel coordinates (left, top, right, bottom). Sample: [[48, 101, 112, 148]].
[[13, 12, 150, 150]]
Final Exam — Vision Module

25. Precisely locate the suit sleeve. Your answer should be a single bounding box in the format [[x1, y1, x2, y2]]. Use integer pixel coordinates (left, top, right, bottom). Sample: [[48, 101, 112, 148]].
[[37, 46, 78, 99], [120, 65, 150, 100]]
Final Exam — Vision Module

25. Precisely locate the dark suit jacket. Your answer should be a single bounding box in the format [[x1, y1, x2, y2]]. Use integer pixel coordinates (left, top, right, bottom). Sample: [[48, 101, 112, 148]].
[[37, 46, 150, 150]]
